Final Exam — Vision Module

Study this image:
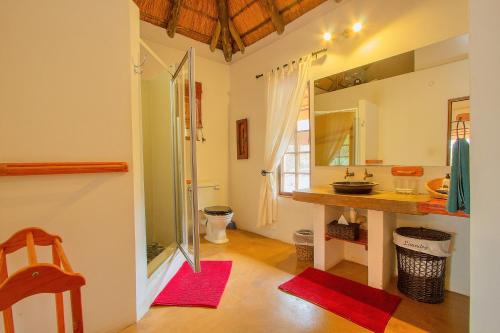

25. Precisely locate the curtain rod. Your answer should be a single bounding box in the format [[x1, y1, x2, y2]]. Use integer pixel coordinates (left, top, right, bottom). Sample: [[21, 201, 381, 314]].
[[255, 48, 328, 79]]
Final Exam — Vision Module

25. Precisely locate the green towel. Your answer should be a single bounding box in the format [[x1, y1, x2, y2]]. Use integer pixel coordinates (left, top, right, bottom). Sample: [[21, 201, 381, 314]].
[[447, 138, 470, 214]]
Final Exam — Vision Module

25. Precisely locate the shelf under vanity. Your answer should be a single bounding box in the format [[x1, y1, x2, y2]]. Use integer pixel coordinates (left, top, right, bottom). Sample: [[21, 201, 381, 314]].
[[325, 228, 368, 250], [293, 187, 469, 291]]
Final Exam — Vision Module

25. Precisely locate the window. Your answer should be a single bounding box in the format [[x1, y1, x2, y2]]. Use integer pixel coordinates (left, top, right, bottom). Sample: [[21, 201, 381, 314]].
[[330, 127, 355, 166], [279, 86, 311, 195], [331, 136, 350, 166]]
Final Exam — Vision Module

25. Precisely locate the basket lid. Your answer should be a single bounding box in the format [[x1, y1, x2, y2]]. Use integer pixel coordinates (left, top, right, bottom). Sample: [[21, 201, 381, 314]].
[[394, 229, 451, 257], [395, 227, 451, 241]]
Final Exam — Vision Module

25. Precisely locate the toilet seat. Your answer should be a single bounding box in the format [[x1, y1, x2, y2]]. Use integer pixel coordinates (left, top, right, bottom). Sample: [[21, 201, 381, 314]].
[[204, 206, 233, 216], [203, 206, 233, 244]]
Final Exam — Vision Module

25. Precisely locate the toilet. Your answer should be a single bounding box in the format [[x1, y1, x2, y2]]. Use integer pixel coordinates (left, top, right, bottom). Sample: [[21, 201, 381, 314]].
[[203, 206, 233, 244]]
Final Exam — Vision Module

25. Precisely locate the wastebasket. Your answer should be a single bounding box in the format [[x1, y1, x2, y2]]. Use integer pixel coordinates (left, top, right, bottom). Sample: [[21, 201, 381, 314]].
[[293, 229, 314, 261]]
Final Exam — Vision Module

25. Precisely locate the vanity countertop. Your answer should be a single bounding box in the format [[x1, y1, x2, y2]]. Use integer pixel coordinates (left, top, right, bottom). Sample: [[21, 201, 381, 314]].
[[293, 187, 469, 218]]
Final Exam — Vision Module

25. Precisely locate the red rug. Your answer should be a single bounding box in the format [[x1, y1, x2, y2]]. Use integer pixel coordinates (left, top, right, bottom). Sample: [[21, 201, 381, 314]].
[[153, 261, 232, 308], [279, 267, 401, 333]]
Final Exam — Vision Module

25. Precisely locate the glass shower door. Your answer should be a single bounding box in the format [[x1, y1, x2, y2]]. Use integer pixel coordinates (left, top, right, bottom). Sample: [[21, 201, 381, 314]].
[[171, 48, 200, 272]]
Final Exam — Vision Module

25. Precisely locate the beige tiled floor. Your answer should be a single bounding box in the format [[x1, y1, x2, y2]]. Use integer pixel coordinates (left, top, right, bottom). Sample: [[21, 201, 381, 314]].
[[122, 230, 469, 333]]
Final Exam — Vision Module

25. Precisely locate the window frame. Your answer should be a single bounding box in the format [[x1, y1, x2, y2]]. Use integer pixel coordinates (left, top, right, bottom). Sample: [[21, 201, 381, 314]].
[[330, 126, 356, 166], [279, 84, 311, 197]]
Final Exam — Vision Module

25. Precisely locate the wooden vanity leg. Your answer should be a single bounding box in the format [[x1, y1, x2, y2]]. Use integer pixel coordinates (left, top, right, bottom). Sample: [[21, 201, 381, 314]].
[[367, 210, 396, 289], [313, 204, 344, 271]]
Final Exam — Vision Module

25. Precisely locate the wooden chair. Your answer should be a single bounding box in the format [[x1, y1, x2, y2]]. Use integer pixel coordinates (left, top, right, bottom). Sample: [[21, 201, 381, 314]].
[[0, 228, 86, 333]]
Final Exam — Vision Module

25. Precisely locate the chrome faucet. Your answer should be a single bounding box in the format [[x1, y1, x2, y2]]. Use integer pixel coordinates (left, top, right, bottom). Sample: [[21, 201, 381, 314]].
[[363, 168, 373, 181], [344, 167, 355, 180]]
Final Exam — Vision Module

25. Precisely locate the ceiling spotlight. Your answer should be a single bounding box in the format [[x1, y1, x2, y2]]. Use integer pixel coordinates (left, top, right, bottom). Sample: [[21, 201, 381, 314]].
[[352, 22, 363, 33], [323, 32, 332, 41]]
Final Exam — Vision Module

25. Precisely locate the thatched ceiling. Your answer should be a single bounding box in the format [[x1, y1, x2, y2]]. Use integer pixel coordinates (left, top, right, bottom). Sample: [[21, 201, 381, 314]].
[[134, 0, 330, 62]]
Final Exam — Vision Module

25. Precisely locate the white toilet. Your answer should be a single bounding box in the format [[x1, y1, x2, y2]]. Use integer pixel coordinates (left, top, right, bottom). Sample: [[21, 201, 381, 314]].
[[203, 206, 233, 244]]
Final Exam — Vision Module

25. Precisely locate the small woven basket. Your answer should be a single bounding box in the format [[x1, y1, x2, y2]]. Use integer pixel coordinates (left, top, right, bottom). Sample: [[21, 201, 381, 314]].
[[327, 220, 360, 241], [395, 227, 451, 304], [293, 229, 314, 261]]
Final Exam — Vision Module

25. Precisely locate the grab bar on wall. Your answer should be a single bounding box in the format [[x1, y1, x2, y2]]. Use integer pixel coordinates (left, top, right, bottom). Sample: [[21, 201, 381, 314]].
[[198, 184, 220, 190]]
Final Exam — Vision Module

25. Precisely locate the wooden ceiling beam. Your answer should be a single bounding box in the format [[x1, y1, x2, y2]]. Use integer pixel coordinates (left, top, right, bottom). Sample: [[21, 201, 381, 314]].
[[216, 0, 233, 62], [210, 21, 221, 52], [166, 0, 182, 38], [260, 0, 284, 34], [229, 19, 245, 54]]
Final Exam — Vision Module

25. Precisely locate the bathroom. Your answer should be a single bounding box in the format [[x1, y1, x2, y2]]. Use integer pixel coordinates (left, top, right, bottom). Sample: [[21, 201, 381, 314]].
[[0, 0, 498, 332]]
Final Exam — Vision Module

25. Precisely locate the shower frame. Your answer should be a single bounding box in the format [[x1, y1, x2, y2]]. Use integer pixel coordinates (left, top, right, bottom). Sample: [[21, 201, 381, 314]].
[[170, 47, 201, 273], [140, 40, 201, 274]]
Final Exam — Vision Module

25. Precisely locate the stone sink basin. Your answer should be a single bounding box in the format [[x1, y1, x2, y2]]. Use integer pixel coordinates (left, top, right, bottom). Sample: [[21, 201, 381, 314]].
[[331, 181, 378, 194]]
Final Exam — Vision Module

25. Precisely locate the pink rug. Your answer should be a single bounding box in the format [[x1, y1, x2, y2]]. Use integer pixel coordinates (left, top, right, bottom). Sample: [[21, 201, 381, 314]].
[[153, 261, 232, 308], [279, 267, 401, 333]]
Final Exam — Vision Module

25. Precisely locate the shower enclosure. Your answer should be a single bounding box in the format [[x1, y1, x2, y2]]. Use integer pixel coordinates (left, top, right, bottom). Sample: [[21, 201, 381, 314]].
[[141, 44, 200, 274], [171, 48, 201, 272]]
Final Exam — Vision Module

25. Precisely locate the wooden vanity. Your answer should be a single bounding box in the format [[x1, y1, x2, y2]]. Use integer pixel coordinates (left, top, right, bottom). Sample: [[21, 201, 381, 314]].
[[293, 187, 430, 215], [292, 187, 468, 290]]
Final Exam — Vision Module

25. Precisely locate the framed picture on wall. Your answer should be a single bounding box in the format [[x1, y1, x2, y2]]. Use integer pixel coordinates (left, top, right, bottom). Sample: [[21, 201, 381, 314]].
[[236, 118, 249, 159]]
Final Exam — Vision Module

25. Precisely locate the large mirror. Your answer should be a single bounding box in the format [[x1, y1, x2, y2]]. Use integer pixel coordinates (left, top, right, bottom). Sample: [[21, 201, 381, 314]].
[[314, 34, 470, 167]]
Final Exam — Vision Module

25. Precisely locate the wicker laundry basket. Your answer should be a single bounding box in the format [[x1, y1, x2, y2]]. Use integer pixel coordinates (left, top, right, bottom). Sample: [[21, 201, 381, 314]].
[[294, 229, 314, 261], [394, 227, 451, 304]]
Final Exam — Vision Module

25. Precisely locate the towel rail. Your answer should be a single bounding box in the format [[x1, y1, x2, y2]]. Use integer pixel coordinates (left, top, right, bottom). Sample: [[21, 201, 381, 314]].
[[452, 120, 469, 139], [0, 162, 128, 176]]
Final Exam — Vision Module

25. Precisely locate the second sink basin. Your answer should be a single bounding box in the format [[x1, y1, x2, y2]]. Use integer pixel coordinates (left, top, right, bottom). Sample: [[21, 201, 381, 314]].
[[331, 181, 378, 194]]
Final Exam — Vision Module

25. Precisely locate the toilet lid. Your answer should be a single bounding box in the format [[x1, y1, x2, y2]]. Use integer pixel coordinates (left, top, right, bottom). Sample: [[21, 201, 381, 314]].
[[204, 206, 233, 216]]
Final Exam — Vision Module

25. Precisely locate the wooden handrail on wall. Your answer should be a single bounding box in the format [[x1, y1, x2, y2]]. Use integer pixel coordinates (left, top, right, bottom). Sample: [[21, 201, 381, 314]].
[[0, 227, 86, 333], [0, 162, 128, 176]]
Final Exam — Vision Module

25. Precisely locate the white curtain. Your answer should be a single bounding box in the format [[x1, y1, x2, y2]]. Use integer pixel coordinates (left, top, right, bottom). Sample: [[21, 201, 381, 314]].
[[315, 112, 354, 165], [257, 56, 311, 227]]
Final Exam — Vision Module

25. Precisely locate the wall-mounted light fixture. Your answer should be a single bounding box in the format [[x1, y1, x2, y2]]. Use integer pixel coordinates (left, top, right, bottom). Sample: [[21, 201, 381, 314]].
[[323, 20, 364, 42], [323, 32, 332, 42], [341, 20, 364, 38], [322, 21, 364, 43], [352, 22, 363, 33]]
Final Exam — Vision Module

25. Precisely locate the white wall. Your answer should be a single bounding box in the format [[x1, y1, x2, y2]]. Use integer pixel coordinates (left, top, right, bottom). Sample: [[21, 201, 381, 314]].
[[0, 1, 140, 332], [229, 0, 469, 295], [470, 1, 500, 331], [414, 34, 469, 70]]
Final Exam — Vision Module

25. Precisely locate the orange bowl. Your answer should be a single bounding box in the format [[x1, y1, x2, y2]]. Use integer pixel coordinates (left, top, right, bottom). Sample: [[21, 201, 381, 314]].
[[425, 178, 448, 199]]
